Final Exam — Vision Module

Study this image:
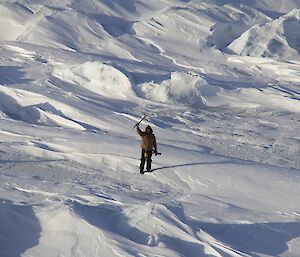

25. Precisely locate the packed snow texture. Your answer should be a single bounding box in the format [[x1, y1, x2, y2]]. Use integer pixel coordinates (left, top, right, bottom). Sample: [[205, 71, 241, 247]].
[[0, 0, 300, 257]]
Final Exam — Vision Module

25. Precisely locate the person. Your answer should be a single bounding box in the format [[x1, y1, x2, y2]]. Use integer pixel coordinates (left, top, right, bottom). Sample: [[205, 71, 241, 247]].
[[136, 124, 158, 174]]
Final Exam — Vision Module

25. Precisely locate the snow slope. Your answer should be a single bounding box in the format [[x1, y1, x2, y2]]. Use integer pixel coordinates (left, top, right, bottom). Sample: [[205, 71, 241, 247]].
[[0, 1, 300, 257], [228, 9, 300, 60]]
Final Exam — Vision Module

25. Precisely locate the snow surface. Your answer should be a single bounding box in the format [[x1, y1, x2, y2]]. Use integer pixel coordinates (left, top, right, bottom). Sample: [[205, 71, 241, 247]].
[[0, 0, 300, 257], [228, 9, 300, 60]]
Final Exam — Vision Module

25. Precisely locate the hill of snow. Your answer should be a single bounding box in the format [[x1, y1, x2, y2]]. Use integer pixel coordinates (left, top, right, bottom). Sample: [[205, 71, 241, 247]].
[[228, 9, 300, 60], [0, 0, 300, 257]]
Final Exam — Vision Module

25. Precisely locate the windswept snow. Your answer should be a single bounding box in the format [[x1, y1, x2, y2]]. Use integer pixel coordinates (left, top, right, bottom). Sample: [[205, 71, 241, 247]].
[[0, 0, 300, 257], [228, 9, 300, 60], [141, 72, 216, 108], [53, 62, 137, 100]]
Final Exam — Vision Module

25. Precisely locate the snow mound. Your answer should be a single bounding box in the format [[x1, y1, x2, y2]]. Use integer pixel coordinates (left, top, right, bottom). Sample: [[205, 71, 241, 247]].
[[140, 71, 300, 112], [0, 85, 98, 130], [53, 62, 136, 100], [208, 5, 270, 50], [0, 93, 85, 130], [72, 201, 244, 257], [140, 72, 220, 108], [228, 9, 300, 60]]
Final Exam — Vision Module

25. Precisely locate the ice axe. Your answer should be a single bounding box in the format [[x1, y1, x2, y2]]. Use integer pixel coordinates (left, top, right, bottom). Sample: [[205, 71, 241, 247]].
[[134, 114, 147, 128]]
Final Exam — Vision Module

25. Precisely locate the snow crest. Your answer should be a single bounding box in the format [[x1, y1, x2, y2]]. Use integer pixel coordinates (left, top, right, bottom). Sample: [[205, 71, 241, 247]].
[[53, 62, 136, 100], [140, 72, 219, 108], [228, 9, 300, 60]]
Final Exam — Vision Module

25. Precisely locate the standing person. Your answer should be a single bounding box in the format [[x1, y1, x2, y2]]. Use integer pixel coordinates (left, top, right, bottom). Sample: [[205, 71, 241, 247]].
[[136, 124, 158, 174]]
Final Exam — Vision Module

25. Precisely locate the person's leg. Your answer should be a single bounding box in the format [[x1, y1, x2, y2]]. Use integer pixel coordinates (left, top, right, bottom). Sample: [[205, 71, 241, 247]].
[[140, 149, 146, 173], [146, 151, 152, 172]]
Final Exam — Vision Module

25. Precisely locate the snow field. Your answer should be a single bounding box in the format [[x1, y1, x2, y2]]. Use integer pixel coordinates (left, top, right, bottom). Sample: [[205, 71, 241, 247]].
[[0, 0, 300, 256]]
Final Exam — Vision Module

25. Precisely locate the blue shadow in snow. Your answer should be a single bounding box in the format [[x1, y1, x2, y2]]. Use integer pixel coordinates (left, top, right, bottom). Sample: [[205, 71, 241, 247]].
[[72, 202, 216, 256], [93, 14, 135, 37], [166, 204, 300, 257], [72, 202, 150, 245], [255, 8, 284, 19], [73, 200, 300, 257], [198, 221, 300, 257], [0, 66, 32, 85], [0, 199, 41, 257], [150, 160, 237, 172], [284, 17, 300, 55]]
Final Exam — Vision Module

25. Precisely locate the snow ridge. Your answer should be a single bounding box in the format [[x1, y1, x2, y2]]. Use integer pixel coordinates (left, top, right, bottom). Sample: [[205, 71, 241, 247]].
[[228, 9, 300, 60]]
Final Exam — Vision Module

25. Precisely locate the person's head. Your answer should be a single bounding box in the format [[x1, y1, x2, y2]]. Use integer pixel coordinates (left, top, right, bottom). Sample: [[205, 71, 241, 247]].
[[145, 125, 153, 134]]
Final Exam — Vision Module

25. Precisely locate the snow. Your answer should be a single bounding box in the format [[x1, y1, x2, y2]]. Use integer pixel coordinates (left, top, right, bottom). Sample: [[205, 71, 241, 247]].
[[53, 62, 137, 100], [140, 72, 214, 107], [228, 9, 300, 60], [0, 0, 300, 257]]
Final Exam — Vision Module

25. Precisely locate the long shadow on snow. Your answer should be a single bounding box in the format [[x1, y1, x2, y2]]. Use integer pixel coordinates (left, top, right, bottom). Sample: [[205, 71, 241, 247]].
[[151, 160, 240, 172], [0, 66, 32, 85], [166, 204, 300, 257], [150, 142, 286, 172], [0, 199, 41, 257]]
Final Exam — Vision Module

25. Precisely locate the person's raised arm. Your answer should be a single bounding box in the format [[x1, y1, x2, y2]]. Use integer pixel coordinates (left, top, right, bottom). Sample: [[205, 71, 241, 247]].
[[136, 125, 144, 136]]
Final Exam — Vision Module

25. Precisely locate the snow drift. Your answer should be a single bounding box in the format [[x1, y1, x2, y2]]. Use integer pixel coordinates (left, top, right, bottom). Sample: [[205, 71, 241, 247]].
[[208, 4, 271, 50], [53, 62, 136, 100], [140, 72, 220, 108], [228, 9, 300, 60], [140, 71, 300, 112], [0, 85, 106, 130]]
